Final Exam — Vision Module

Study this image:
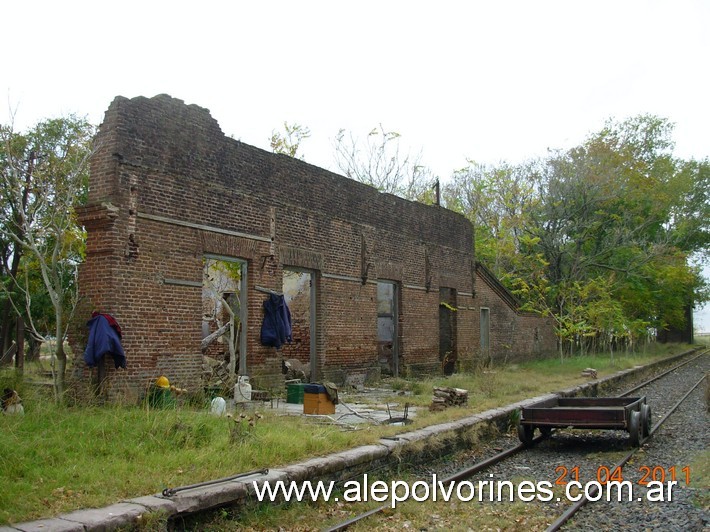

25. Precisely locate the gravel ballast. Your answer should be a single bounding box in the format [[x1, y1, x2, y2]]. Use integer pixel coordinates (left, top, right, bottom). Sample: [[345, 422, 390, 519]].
[[411, 352, 709, 531]]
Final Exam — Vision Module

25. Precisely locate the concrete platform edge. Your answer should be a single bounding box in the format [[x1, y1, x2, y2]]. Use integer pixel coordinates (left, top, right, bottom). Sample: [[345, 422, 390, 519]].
[[5, 347, 700, 531]]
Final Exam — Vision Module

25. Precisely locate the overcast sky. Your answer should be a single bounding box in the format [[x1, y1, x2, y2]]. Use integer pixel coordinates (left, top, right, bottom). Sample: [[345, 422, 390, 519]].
[[2, 0, 709, 330]]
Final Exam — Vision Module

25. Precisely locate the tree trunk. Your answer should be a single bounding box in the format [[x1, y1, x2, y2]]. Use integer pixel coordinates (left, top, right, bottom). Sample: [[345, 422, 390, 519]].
[[0, 300, 16, 366], [0, 200, 27, 366], [54, 312, 66, 399], [54, 341, 66, 399], [0, 302, 19, 367], [27, 336, 42, 362], [15, 316, 24, 376], [201, 322, 230, 352]]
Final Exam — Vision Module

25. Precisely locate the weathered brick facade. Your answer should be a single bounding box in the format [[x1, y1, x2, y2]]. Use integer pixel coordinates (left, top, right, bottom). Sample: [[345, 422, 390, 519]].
[[472, 263, 557, 366], [74, 94, 555, 400]]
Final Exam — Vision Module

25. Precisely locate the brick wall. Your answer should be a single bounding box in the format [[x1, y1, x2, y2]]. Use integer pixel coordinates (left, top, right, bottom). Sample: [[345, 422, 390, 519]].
[[470, 263, 557, 366], [73, 95, 473, 397], [74, 94, 555, 400]]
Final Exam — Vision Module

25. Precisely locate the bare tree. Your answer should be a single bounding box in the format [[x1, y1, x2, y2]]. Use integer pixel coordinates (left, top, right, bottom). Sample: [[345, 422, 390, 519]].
[[333, 124, 436, 202], [0, 114, 94, 398]]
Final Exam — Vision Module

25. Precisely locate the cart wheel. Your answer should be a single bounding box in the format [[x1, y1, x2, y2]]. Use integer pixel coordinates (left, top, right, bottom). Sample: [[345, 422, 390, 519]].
[[641, 404, 652, 437], [518, 424, 534, 446], [540, 427, 552, 437], [629, 410, 642, 447]]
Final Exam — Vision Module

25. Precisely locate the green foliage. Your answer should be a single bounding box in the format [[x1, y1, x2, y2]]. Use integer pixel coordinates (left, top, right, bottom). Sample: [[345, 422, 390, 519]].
[[445, 114, 708, 357], [444, 160, 539, 277], [439, 301, 457, 312], [270, 121, 311, 159], [0, 115, 95, 394]]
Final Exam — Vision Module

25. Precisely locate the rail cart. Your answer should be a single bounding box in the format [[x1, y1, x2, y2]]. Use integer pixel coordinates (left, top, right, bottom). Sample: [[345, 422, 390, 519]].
[[517, 396, 651, 447]]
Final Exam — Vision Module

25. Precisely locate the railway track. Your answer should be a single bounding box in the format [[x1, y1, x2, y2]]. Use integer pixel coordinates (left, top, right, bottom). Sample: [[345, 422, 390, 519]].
[[323, 349, 709, 531]]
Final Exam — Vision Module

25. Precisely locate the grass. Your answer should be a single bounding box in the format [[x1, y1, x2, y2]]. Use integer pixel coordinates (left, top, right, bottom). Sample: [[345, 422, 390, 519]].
[[0, 404, 380, 525], [684, 447, 708, 513], [0, 342, 697, 526]]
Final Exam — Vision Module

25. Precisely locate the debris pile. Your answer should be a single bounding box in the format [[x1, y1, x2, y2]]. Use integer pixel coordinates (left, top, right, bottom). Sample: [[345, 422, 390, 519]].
[[202, 356, 235, 394], [581, 368, 598, 379], [282, 358, 310, 382], [2, 388, 24, 415], [429, 386, 468, 411]]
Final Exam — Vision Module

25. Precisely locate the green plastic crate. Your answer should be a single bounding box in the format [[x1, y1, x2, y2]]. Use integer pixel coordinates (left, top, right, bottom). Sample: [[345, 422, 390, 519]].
[[147, 385, 176, 408], [286, 383, 305, 404]]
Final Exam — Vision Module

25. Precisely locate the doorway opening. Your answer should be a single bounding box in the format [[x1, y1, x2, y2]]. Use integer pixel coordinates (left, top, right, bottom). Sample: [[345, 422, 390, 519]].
[[377, 281, 399, 377], [283, 269, 316, 382], [480, 307, 490, 365], [202, 256, 247, 376], [439, 287, 457, 375]]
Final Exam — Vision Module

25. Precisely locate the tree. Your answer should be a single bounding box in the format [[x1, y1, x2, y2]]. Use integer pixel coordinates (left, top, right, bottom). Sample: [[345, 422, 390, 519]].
[[667, 157, 710, 257], [446, 114, 709, 357], [443, 160, 540, 277], [0, 115, 95, 397], [270, 122, 311, 159], [528, 116, 708, 351], [334, 124, 436, 202]]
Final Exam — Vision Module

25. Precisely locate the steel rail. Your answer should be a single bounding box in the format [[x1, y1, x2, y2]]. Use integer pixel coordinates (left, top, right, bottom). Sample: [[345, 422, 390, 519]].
[[545, 372, 707, 532], [322, 436, 545, 531], [323, 350, 707, 532], [619, 348, 707, 397]]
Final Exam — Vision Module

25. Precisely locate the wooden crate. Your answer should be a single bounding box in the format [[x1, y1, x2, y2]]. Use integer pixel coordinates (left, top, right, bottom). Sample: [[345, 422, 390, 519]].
[[303, 392, 335, 415]]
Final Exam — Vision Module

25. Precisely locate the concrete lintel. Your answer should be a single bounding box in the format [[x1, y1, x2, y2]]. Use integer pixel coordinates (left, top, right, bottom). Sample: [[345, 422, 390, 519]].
[[137, 212, 272, 243]]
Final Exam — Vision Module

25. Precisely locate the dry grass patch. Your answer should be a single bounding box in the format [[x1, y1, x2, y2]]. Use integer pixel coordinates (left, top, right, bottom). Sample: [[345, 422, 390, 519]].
[[0, 343, 694, 525]]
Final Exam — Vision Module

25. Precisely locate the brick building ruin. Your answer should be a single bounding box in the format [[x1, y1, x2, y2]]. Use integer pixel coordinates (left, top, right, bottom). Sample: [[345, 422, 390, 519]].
[[75, 94, 556, 400]]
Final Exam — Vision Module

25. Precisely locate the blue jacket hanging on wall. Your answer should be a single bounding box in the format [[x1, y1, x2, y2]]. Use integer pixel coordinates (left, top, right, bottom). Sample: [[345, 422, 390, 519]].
[[84, 313, 127, 369], [260, 294, 292, 349]]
